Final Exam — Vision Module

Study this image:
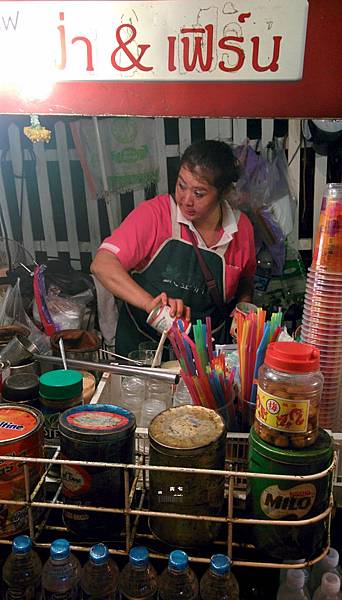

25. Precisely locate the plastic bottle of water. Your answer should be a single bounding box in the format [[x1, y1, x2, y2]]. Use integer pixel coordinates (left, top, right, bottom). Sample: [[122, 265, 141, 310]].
[[42, 538, 81, 599], [312, 573, 342, 600], [158, 549, 199, 600], [276, 569, 311, 600], [173, 378, 193, 407], [309, 548, 342, 596], [118, 546, 158, 599], [199, 554, 239, 600], [2, 535, 42, 599], [80, 543, 119, 599]]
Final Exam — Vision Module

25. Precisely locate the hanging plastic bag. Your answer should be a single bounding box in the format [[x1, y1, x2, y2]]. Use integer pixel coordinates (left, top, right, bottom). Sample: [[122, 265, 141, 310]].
[[0, 278, 51, 354]]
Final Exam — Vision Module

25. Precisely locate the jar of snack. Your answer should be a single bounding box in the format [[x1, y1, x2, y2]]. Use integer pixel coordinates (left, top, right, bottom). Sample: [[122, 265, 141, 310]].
[[254, 341, 322, 448], [39, 369, 83, 445]]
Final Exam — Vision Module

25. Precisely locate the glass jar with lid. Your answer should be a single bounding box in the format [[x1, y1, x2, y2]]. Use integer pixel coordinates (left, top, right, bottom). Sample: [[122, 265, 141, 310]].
[[254, 341, 323, 448], [39, 369, 83, 444]]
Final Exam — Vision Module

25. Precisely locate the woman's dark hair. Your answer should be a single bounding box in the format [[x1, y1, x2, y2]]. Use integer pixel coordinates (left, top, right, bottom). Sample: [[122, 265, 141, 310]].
[[179, 140, 240, 197]]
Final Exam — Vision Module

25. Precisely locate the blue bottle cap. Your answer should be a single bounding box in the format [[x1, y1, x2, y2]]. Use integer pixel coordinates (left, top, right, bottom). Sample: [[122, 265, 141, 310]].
[[129, 546, 149, 567], [169, 550, 188, 571], [90, 543, 109, 565], [13, 535, 32, 554], [210, 554, 231, 575], [50, 539, 70, 560]]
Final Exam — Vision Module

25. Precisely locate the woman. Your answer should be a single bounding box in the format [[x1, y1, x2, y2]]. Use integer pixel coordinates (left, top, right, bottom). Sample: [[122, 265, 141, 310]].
[[91, 140, 256, 356]]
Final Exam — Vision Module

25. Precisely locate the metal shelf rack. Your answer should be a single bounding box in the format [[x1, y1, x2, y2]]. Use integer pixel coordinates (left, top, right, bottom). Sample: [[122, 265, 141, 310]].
[[0, 429, 337, 572]]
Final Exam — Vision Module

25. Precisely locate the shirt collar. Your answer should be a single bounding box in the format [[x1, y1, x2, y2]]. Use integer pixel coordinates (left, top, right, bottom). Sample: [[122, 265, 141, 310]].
[[176, 200, 238, 249]]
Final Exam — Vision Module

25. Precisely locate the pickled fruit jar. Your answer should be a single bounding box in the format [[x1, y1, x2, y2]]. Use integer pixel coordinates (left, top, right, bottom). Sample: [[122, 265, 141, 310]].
[[254, 341, 322, 448]]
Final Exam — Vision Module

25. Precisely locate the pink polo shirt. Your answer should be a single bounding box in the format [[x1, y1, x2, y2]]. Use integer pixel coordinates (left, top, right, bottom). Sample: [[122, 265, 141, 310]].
[[98, 194, 256, 302]]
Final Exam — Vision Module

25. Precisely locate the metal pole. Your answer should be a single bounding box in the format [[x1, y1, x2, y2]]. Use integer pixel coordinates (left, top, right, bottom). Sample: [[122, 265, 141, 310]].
[[35, 354, 179, 384]]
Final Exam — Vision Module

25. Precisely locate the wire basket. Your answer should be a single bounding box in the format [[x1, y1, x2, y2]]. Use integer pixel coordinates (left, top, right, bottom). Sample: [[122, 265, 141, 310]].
[[0, 429, 336, 571]]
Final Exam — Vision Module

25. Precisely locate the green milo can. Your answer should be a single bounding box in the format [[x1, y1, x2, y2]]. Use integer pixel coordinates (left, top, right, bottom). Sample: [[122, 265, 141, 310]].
[[247, 426, 333, 561]]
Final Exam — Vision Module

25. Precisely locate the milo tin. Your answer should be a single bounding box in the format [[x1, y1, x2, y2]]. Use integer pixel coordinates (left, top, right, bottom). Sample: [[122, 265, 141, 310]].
[[0, 405, 44, 537], [148, 405, 226, 547], [59, 403, 136, 540], [247, 426, 333, 561]]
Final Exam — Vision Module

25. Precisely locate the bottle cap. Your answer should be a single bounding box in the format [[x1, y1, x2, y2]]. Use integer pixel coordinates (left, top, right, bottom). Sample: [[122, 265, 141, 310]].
[[323, 547, 339, 569], [321, 572, 341, 594], [39, 369, 83, 400], [13, 535, 32, 554], [169, 550, 188, 571], [210, 554, 231, 575], [90, 543, 109, 565], [286, 569, 305, 588], [264, 341, 320, 373], [129, 546, 149, 567], [50, 539, 70, 560]]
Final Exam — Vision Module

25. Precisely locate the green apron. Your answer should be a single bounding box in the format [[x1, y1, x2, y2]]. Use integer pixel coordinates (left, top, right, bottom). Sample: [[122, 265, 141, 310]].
[[115, 198, 234, 356]]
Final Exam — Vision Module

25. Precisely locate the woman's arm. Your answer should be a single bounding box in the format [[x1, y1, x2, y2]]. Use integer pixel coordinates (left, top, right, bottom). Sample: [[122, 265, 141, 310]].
[[91, 251, 191, 319], [235, 276, 254, 303], [91, 251, 154, 312]]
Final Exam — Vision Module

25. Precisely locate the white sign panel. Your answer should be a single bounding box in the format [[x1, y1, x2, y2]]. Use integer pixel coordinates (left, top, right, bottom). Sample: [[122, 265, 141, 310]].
[[0, 1, 309, 85]]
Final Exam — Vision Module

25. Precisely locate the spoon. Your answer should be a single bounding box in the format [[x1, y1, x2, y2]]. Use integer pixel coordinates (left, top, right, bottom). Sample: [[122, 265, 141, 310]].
[[59, 338, 68, 370]]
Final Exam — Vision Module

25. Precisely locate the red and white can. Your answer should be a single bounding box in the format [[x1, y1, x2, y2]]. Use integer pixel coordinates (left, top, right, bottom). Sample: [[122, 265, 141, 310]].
[[147, 304, 191, 335], [0, 404, 45, 536]]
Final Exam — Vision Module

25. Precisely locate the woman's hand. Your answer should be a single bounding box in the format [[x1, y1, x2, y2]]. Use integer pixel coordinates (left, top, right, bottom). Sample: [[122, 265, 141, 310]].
[[144, 293, 191, 322]]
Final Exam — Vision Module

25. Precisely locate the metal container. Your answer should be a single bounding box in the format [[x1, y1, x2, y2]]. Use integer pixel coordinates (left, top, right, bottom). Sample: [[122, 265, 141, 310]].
[[59, 403, 136, 540], [0, 360, 10, 395], [247, 426, 333, 561], [148, 405, 226, 547], [0, 404, 44, 537], [10, 359, 40, 377]]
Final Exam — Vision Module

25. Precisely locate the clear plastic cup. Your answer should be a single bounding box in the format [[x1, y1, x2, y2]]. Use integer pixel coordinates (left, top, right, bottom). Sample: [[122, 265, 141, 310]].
[[128, 349, 155, 367], [311, 184, 342, 273], [140, 398, 167, 428]]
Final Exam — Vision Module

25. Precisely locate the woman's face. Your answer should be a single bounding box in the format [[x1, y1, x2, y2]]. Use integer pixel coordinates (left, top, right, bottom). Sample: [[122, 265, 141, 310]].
[[175, 165, 220, 226]]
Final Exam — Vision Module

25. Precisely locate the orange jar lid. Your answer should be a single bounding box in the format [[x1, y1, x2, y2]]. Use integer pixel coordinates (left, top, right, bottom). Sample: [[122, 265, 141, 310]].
[[264, 341, 320, 373]]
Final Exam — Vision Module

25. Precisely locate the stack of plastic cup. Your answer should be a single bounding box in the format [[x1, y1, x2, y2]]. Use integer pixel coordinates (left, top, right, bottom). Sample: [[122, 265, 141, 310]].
[[301, 183, 342, 431]]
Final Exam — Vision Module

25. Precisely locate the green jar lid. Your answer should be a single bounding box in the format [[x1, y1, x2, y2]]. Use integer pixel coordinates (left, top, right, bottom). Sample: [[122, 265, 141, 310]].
[[39, 369, 83, 400], [249, 426, 333, 465]]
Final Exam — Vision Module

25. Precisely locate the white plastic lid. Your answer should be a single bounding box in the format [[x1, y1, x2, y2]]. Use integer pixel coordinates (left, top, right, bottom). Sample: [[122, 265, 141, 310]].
[[321, 572, 341, 595], [287, 569, 305, 589]]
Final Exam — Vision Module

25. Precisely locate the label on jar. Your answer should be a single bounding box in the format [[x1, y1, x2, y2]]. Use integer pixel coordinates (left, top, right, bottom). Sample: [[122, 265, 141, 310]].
[[256, 387, 309, 433], [260, 483, 316, 519], [41, 407, 60, 445]]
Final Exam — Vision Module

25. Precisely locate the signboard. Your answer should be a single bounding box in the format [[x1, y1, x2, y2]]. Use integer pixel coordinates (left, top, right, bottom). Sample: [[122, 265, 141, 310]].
[[0, 0, 339, 117], [0, 0, 308, 90]]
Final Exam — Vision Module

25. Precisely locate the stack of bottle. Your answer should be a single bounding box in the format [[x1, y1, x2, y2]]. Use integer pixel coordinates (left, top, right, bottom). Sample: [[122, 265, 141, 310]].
[[1, 536, 240, 599], [276, 547, 342, 600]]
